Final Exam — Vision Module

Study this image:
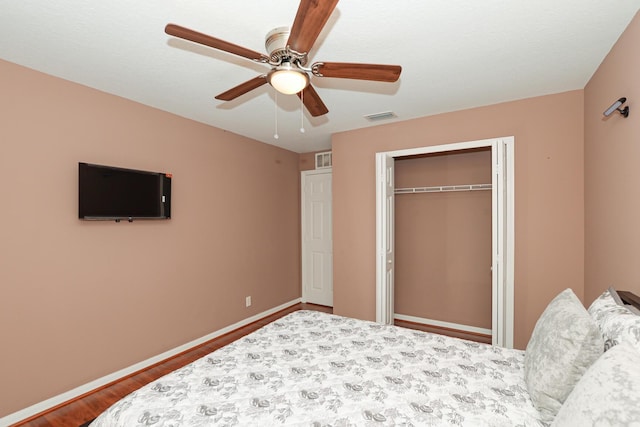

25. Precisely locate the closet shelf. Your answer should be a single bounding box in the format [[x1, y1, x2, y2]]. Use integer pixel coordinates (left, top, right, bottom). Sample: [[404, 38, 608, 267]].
[[394, 183, 492, 194]]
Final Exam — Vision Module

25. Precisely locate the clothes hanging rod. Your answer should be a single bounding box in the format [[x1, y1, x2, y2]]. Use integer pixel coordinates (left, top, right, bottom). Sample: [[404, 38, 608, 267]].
[[394, 183, 492, 194]]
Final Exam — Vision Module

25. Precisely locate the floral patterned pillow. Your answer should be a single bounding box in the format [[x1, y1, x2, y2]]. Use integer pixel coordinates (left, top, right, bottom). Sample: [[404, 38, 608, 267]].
[[524, 288, 603, 423], [588, 287, 640, 352], [551, 343, 640, 426]]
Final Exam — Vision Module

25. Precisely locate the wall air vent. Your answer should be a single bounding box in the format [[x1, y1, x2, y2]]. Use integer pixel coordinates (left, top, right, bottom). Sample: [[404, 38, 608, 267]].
[[364, 111, 397, 122], [315, 151, 332, 169]]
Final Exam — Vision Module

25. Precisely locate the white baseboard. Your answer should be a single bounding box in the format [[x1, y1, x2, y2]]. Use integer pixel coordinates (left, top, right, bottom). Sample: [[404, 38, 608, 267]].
[[1, 298, 302, 427], [394, 313, 492, 336]]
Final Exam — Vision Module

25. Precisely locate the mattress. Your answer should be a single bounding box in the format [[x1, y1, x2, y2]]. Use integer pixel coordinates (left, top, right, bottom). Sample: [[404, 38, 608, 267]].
[[91, 310, 544, 426]]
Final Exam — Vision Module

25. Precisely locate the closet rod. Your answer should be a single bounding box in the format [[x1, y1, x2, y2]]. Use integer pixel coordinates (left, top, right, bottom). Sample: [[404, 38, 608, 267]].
[[394, 183, 492, 194]]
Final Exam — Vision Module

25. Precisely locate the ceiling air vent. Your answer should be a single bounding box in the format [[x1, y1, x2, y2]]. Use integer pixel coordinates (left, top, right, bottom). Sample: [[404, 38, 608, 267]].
[[364, 111, 397, 122]]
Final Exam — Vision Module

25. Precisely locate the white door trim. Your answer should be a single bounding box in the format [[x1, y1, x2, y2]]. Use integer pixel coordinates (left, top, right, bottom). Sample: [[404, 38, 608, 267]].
[[375, 137, 514, 348], [301, 168, 333, 306]]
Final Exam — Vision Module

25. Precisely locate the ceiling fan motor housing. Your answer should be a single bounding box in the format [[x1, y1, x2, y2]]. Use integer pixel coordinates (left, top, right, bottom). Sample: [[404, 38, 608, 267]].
[[266, 27, 290, 62], [265, 27, 289, 57], [265, 27, 307, 66]]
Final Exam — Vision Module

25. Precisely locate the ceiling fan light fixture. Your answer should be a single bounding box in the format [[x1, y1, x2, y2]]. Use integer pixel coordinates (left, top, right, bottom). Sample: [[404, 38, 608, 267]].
[[267, 61, 309, 95]]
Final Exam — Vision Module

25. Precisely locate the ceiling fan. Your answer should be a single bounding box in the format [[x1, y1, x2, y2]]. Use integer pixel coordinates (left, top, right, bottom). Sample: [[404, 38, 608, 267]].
[[165, 0, 401, 117]]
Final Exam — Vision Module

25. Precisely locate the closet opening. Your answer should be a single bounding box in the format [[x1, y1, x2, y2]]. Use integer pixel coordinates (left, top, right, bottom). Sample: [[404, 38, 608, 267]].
[[376, 137, 514, 348], [395, 147, 492, 341]]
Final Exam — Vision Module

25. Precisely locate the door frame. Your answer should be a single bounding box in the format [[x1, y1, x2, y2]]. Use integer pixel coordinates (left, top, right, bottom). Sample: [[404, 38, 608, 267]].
[[375, 137, 514, 348], [301, 168, 333, 306]]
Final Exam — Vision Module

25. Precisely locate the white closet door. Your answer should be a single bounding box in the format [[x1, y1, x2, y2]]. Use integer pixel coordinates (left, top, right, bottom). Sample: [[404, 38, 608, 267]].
[[301, 170, 333, 306], [376, 154, 395, 324]]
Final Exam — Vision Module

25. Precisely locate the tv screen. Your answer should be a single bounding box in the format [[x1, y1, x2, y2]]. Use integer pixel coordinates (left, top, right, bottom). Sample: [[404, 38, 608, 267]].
[[79, 162, 171, 221]]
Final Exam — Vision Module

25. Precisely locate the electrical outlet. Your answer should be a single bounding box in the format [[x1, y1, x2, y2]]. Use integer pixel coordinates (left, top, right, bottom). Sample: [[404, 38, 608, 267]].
[[245, 296, 252, 307]]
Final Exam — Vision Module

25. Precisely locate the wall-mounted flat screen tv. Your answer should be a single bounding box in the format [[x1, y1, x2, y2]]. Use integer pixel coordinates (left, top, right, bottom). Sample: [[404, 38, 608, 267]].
[[79, 162, 171, 221]]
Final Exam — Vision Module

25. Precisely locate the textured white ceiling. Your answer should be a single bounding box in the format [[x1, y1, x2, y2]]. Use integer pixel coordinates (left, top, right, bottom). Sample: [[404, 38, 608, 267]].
[[1, 1, 638, 153]]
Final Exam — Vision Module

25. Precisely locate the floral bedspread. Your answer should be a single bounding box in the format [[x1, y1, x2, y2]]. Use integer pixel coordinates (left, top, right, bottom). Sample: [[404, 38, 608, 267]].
[[92, 310, 544, 426]]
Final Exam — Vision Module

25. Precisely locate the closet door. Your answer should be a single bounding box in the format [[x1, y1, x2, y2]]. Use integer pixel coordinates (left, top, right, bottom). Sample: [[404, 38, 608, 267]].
[[376, 153, 395, 324]]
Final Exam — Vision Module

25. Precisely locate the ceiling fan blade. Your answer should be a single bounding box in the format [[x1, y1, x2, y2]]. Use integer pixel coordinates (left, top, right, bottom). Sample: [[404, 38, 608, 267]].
[[215, 75, 268, 101], [297, 84, 329, 117], [165, 24, 268, 62], [288, 0, 339, 54], [313, 62, 402, 82]]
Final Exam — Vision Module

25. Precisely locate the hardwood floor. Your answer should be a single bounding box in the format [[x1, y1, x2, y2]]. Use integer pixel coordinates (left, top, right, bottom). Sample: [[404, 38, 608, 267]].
[[394, 318, 492, 344], [11, 304, 489, 427], [12, 303, 332, 427]]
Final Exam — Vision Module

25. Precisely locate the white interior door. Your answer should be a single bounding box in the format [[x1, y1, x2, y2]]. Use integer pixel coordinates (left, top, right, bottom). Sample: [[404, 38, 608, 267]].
[[376, 137, 514, 347], [301, 170, 333, 306]]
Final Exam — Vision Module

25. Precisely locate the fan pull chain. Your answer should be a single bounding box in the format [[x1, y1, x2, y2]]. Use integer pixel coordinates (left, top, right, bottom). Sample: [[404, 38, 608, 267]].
[[300, 90, 305, 133], [274, 90, 279, 139]]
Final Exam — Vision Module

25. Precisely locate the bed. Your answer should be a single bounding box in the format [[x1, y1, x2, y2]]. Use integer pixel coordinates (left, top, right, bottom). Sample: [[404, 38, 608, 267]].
[[91, 288, 640, 426]]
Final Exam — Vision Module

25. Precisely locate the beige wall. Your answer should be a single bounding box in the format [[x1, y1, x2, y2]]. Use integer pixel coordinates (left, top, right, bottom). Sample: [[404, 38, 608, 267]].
[[0, 60, 301, 417], [299, 151, 318, 171], [299, 150, 332, 172], [585, 11, 640, 303], [332, 90, 585, 349], [394, 149, 492, 329]]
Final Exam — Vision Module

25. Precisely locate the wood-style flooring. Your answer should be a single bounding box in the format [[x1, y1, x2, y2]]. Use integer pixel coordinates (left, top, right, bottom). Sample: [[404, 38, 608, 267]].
[[11, 303, 331, 427], [11, 304, 489, 427]]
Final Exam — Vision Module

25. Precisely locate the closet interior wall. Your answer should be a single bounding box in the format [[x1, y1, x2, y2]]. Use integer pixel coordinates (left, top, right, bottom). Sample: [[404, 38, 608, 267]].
[[394, 147, 492, 330]]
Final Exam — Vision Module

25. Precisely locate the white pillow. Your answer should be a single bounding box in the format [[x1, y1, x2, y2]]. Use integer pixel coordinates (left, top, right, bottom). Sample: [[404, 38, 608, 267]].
[[551, 343, 640, 426], [588, 287, 640, 352], [524, 288, 604, 423]]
